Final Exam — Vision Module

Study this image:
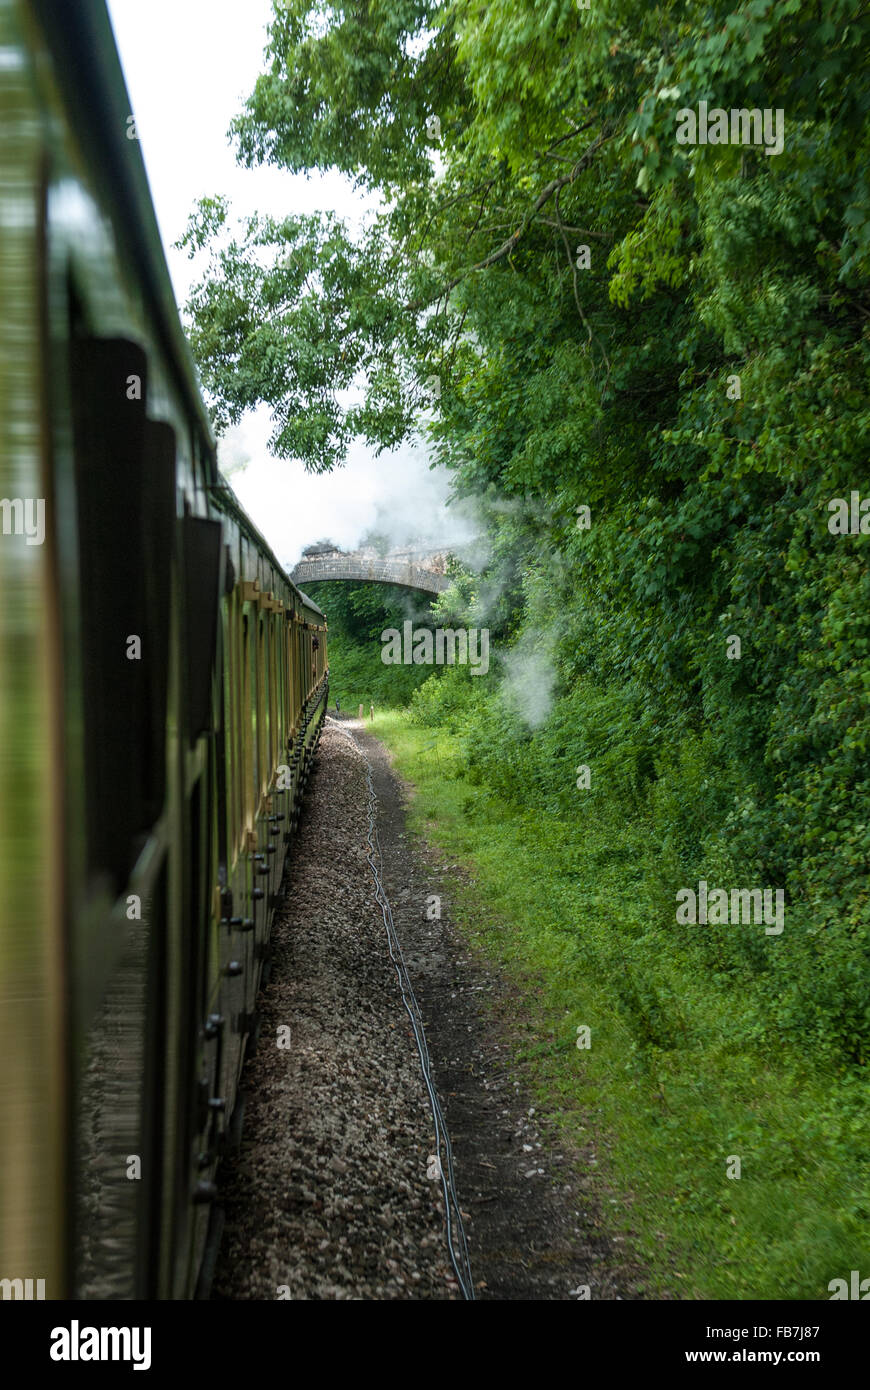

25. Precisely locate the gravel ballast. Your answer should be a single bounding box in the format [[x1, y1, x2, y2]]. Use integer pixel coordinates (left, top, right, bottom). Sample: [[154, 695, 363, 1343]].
[[212, 719, 457, 1300]]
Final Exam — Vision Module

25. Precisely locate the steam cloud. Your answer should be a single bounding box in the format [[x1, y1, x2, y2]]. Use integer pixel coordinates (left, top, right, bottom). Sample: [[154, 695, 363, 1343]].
[[500, 628, 558, 730], [219, 414, 483, 565]]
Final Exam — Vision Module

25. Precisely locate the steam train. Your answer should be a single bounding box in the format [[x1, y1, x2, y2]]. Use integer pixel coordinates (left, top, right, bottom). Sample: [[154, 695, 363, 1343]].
[[0, 0, 328, 1297]]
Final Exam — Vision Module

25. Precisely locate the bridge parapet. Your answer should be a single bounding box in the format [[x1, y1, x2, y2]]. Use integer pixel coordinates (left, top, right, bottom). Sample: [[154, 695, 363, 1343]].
[[290, 553, 451, 595]]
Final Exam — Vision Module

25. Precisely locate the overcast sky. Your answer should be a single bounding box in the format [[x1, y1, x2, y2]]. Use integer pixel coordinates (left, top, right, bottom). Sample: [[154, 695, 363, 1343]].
[[105, 0, 464, 565]]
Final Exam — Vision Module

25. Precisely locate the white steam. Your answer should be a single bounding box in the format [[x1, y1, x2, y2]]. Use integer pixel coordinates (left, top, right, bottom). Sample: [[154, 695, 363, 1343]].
[[500, 628, 558, 730], [219, 411, 483, 565]]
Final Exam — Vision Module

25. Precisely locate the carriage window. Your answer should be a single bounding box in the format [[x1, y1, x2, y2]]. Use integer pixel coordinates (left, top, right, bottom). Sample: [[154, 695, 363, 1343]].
[[68, 334, 174, 892]]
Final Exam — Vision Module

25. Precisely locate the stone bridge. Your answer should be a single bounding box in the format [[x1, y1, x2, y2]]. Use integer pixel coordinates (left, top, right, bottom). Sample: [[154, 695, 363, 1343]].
[[290, 546, 452, 595]]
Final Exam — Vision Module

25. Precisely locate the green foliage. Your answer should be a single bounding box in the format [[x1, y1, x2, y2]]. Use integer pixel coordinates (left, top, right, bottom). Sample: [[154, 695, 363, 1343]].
[[181, 0, 870, 1124], [307, 579, 440, 706]]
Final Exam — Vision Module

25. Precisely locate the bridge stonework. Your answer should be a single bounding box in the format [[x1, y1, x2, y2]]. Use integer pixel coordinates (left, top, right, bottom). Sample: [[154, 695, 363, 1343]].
[[290, 553, 451, 595]]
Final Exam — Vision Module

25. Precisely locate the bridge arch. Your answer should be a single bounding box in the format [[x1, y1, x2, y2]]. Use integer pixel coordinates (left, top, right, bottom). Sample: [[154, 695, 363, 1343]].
[[290, 552, 451, 595]]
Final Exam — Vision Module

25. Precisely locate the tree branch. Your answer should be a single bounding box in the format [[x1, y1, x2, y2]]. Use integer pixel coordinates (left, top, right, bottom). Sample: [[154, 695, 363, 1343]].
[[406, 127, 612, 311], [553, 186, 611, 391]]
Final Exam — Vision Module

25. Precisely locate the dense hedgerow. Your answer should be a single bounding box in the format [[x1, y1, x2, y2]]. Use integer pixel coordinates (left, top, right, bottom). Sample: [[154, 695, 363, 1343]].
[[184, 1, 870, 1073]]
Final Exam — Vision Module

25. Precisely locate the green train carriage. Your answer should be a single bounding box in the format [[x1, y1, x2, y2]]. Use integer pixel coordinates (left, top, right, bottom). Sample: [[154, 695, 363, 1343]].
[[0, 0, 327, 1299]]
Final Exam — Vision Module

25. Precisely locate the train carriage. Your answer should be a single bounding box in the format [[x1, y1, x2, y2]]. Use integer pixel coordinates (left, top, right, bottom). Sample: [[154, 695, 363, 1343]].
[[0, 0, 327, 1299]]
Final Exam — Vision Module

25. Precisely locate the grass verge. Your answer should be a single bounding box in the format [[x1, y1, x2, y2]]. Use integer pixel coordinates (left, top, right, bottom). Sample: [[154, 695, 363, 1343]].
[[372, 708, 869, 1301]]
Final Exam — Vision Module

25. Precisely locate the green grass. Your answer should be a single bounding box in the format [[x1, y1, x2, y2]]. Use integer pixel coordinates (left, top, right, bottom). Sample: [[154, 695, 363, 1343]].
[[372, 707, 869, 1301]]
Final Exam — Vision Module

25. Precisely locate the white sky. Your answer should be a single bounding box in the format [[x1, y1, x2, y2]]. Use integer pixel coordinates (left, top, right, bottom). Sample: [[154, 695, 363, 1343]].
[[105, 0, 464, 565]]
